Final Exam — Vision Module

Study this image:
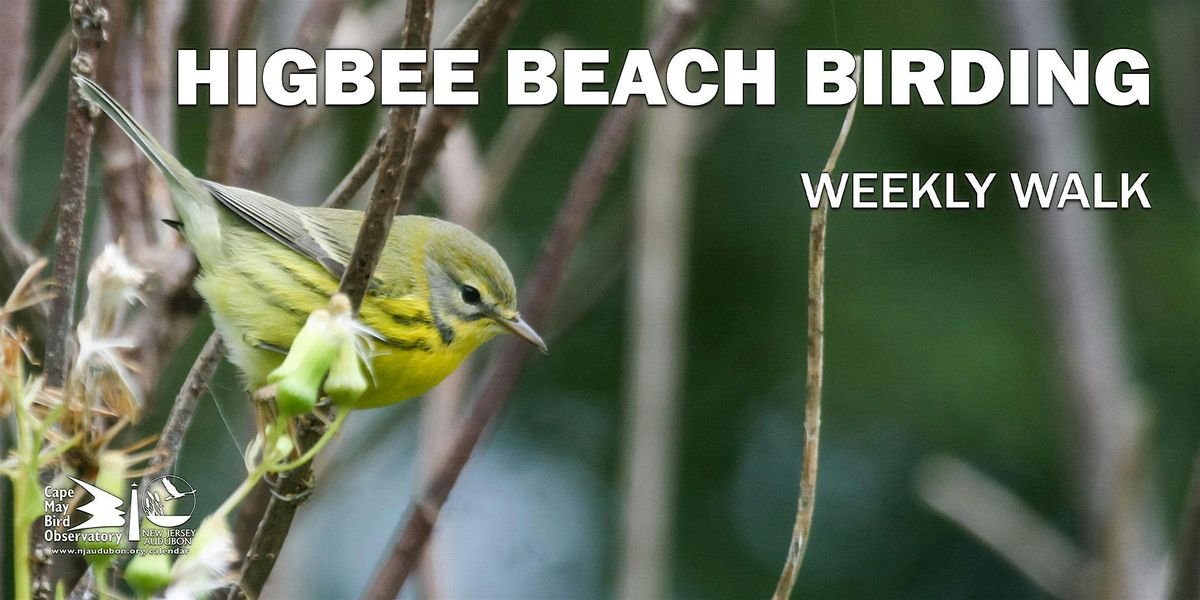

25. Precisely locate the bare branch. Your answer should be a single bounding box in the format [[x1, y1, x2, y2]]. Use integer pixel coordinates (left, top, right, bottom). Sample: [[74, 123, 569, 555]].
[[615, 22, 698, 597], [357, 7, 700, 598], [227, 410, 329, 600], [0, 27, 69, 152], [0, 3, 49, 296], [771, 56, 858, 600], [918, 456, 1084, 600], [0, 23, 67, 206], [58, 332, 217, 600], [321, 132, 384, 209], [46, 0, 109, 390], [394, 0, 525, 215], [0, 0, 32, 223], [139, 334, 225, 488], [470, 34, 568, 221], [202, 0, 262, 184], [988, 1, 1163, 597], [339, 0, 435, 310], [416, 366, 470, 599], [142, 0, 187, 150], [327, 0, 527, 217], [98, 8, 151, 253], [234, 0, 350, 186], [0, 224, 39, 315], [39, 5, 109, 596], [442, 0, 507, 49]]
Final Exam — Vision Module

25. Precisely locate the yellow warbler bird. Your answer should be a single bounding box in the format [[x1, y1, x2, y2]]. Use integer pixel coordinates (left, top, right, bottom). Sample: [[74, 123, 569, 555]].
[[76, 77, 545, 409]]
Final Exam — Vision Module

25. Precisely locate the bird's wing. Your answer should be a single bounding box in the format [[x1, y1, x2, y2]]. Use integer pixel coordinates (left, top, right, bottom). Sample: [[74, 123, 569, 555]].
[[201, 180, 347, 278], [295, 207, 364, 268]]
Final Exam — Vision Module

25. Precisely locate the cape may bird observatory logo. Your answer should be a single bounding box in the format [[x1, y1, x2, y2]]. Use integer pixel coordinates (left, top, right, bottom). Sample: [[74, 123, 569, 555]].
[[45, 475, 197, 544]]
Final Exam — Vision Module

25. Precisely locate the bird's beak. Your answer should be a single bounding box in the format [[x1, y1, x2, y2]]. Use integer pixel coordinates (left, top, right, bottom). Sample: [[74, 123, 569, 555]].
[[500, 314, 547, 353]]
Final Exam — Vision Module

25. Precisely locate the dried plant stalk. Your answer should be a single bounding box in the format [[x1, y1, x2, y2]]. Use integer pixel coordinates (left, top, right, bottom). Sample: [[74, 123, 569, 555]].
[[772, 56, 858, 600]]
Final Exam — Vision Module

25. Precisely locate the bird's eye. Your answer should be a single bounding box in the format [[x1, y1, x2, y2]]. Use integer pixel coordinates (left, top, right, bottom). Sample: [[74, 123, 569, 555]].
[[460, 285, 482, 305]]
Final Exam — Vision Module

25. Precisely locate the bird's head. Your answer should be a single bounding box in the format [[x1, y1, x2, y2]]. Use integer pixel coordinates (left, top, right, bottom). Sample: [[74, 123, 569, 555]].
[[422, 219, 546, 353]]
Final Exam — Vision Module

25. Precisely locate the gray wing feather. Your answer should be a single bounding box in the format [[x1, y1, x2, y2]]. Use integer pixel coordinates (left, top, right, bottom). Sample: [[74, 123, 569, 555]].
[[201, 180, 347, 278]]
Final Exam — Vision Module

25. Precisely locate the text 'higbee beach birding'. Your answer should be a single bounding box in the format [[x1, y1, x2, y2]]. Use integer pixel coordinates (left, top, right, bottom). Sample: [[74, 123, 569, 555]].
[[176, 47, 1149, 108]]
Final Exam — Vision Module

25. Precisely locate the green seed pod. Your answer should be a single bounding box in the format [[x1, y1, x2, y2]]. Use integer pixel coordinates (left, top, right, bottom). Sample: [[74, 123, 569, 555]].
[[268, 309, 344, 416], [125, 551, 172, 599], [325, 337, 368, 407]]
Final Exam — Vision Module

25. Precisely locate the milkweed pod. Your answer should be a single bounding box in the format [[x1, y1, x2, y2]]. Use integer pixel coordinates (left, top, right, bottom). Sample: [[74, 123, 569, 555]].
[[325, 337, 368, 407], [267, 309, 344, 417], [126, 551, 173, 598]]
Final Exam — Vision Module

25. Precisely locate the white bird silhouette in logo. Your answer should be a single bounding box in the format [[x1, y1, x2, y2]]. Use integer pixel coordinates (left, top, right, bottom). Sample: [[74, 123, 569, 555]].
[[158, 478, 196, 500]]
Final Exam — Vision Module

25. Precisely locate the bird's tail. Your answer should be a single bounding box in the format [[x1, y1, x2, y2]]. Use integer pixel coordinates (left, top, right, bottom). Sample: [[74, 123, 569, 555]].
[[75, 76, 224, 264], [74, 76, 197, 191]]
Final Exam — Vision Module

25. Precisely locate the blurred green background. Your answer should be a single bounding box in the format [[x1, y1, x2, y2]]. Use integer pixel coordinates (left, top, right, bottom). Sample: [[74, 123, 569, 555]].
[[8, 0, 1198, 598]]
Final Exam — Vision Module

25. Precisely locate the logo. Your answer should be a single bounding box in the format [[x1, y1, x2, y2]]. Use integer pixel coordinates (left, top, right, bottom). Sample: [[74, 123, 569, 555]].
[[142, 476, 197, 527], [68, 477, 125, 530], [45, 475, 198, 546]]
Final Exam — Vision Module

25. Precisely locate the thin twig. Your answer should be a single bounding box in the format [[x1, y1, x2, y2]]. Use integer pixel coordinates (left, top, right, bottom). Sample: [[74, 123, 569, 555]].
[[0, 0, 32, 223], [471, 34, 568, 223], [0, 222, 39, 319], [771, 56, 858, 600], [205, 0, 261, 183], [0, 26, 70, 163], [234, 0, 350, 186], [39, 5, 109, 597], [68, 336, 225, 599], [46, 0, 109, 395], [226, 412, 327, 600], [0, 0, 31, 587], [989, 1, 1161, 597], [338, 0, 434, 310], [1169, 448, 1200, 600], [415, 367, 468, 599], [44, 3, 110, 597], [328, 0, 527, 216], [357, 7, 701, 598], [321, 132, 385, 209], [918, 456, 1084, 600], [99, 10, 152, 254], [142, 0, 186, 152], [442, 0, 506, 49], [616, 12, 697, 595], [139, 334, 224, 488], [395, 0, 525, 215]]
